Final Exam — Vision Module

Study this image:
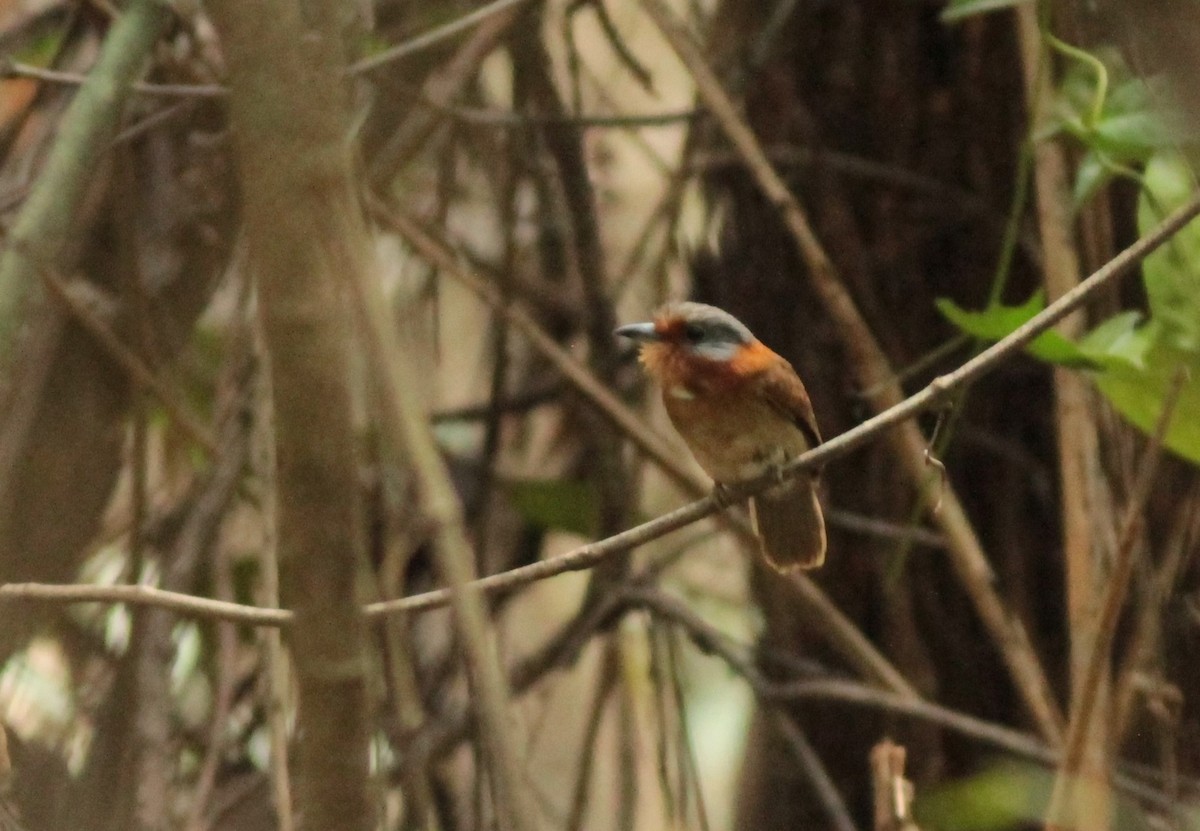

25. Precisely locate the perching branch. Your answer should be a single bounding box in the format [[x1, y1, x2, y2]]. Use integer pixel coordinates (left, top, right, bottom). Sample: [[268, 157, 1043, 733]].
[[3, 194, 1199, 625]]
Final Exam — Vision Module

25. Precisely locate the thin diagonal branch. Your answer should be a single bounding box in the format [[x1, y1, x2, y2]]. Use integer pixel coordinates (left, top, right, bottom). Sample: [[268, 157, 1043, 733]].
[[36, 262, 217, 454], [0, 0, 174, 367], [1, 62, 226, 98], [350, 196, 538, 831], [349, 0, 533, 75], [3, 195, 1199, 631], [626, 586, 1192, 819], [773, 712, 858, 831]]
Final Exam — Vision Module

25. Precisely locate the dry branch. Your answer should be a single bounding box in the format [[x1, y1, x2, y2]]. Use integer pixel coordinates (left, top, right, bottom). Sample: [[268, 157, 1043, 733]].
[[775, 713, 858, 831], [36, 265, 217, 454], [1014, 8, 1109, 824], [870, 740, 920, 831], [348, 0, 534, 75]]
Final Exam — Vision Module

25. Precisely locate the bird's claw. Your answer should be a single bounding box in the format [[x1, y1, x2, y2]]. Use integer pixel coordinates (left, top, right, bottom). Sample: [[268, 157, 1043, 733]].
[[711, 482, 736, 509], [767, 462, 787, 485]]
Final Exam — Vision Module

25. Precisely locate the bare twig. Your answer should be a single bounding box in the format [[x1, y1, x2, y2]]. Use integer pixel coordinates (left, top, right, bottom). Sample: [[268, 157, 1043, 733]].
[[349, 0, 534, 75], [412, 94, 698, 128], [252, 338, 295, 831], [184, 547, 239, 831], [565, 648, 618, 831], [0, 582, 289, 624], [825, 510, 946, 550], [664, 630, 711, 831], [1, 61, 226, 98], [571, 0, 654, 91], [35, 262, 217, 454], [870, 740, 921, 831], [775, 713, 858, 831]]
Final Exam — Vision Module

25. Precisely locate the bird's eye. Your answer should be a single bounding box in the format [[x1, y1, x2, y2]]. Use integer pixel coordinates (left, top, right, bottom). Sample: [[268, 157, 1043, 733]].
[[683, 324, 705, 343]]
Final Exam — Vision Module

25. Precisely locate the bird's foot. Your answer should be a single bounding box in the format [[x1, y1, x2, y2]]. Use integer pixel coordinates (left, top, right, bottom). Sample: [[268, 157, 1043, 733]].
[[767, 462, 787, 485], [761, 461, 799, 498], [711, 482, 737, 509]]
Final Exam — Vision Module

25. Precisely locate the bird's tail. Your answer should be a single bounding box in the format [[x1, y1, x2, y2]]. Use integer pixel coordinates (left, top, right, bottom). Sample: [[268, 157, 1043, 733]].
[[749, 478, 826, 571]]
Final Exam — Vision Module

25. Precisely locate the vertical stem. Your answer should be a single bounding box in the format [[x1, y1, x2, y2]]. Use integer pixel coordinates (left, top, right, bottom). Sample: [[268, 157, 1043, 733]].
[[1044, 372, 1185, 830], [350, 183, 538, 831], [206, 0, 373, 827], [254, 335, 295, 831], [1014, 6, 1107, 830], [345, 241, 538, 831]]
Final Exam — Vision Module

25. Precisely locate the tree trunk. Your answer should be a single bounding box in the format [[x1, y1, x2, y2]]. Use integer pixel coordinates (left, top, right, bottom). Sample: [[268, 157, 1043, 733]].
[[205, 2, 373, 828]]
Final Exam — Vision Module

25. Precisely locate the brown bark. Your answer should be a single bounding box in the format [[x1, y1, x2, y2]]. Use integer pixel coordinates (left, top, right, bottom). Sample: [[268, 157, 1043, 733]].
[[205, 1, 374, 828]]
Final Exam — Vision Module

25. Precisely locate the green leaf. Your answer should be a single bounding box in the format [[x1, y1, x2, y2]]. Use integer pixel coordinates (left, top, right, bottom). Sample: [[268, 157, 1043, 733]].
[[1091, 111, 1178, 159], [1078, 311, 1150, 369], [505, 478, 598, 537], [916, 762, 1051, 831], [1137, 152, 1200, 351], [935, 294, 1097, 367], [1049, 55, 1195, 169], [1072, 151, 1110, 209], [940, 0, 1028, 23], [1093, 341, 1200, 464]]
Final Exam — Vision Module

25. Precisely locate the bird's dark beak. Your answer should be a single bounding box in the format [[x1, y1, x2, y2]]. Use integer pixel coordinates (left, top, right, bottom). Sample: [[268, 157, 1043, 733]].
[[614, 322, 661, 342]]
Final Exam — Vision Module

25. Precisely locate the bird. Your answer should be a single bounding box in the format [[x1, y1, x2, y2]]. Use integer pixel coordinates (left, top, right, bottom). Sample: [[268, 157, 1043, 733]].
[[616, 302, 826, 571]]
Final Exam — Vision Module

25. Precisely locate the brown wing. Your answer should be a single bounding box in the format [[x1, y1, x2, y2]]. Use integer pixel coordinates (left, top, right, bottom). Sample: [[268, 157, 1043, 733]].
[[754, 354, 822, 450]]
